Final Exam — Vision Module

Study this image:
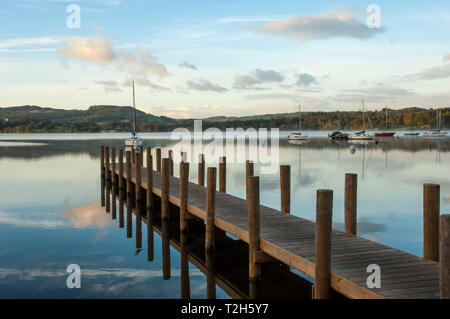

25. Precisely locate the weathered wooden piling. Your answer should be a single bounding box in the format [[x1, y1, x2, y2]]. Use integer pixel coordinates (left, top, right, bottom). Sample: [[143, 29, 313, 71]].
[[198, 154, 205, 186], [181, 151, 187, 163], [206, 167, 217, 252], [135, 154, 142, 249], [440, 214, 450, 299], [126, 151, 132, 238], [111, 147, 116, 177], [161, 158, 170, 221], [146, 148, 154, 261], [248, 176, 260, 298], [105, 146, 110, 180], [219, 156, 226, 193], [131, 147, 136, 164], [180, 161, 190, 233], [424, 183, 440, 262], [345, 173, 357, 236], [180, 231, 190, 299], [111, 149, 116, 220], [314, 190, 333, 299], [118, 150, 124, 191], [100, 146, 105, 178], [206, 249, 216, 299], [169, 150, 174, 176], [280, 165, 290, 214], [246, 160, 254, 201], [118, 149, 124, 227], [156, 148, 162, 172]]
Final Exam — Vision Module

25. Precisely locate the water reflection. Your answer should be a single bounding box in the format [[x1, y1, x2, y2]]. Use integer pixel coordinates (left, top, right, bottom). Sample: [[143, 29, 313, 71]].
[[0, 134, 449, 297]]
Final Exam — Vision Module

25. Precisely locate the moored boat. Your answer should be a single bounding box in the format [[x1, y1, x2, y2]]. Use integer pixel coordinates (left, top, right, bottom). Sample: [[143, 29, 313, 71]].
[[348, 100, 374, 140], [125, 81, 143, 152], [375, 106, 395, 137], [288, 104, 308, 141]]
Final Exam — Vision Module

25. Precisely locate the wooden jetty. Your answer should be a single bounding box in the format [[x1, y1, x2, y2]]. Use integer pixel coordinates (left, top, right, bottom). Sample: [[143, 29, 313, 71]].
[[100, 146, 450, 299]]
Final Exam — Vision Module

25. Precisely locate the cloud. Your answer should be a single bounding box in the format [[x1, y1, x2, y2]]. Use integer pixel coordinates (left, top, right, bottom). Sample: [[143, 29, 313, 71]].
[[95, 80, 122, 93], [60, 202, 112, 228], [234, 69, 284, 88], [58, 36, 116, 63], [402, 63, 450, 81], [444, 54, 450, 62], [187, 79, 228, 92], [296, 73, 318, 87], [334, 86, 415, 103], [251, 9, 384, 42], [178, 61, 198, 70]]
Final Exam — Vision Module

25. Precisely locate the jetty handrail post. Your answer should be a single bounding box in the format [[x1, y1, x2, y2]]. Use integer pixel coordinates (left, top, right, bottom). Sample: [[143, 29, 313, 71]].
[[100, 145, 105, 179], [248, 176, 261, 298], [111, 148, 116, 187], [135, 153, 142, 249], [161, 158, 170, 221], [125, 151, 132, 238], [156, 148, 162, 172], [314, 189, 333, 299], [219, 156, 226, 192], [246, 160, 254, 200], [118, 149, 124, 191], [105, 146, 110, 181], [198, 154, 205, 186], [280, 165, 291, 214], [181, 151, 187, 163], [424, 183, 440, 262], [118, 149, 124, 228], [440, 214, 450, 299], [180, 161, 190, 234], [206, 167, 217, 252], [131, 147, 136, 164], [146, 147, 154, 261], [345, 173, 358, 236], [168, 150, 174, 176]]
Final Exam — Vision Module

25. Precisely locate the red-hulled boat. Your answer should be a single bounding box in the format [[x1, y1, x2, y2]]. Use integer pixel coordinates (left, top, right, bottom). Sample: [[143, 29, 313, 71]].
[[375, 132, 395, 137], [376, 107, 396, 138]]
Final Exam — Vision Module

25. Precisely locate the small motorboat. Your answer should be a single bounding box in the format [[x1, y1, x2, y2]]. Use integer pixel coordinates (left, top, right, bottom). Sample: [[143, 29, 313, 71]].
[[423, 130, 448, 138], [375, 132, 395, 137], [328, 131, 349, 140], [404, 132, 419, 136]]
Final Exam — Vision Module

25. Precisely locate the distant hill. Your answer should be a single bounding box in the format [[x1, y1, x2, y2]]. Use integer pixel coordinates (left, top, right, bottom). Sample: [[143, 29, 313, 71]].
[[0, 105, 175, 125], [0, 105, 448, 133]]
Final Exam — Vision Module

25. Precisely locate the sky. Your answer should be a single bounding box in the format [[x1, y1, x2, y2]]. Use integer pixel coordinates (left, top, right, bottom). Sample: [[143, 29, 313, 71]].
[[0, 0, 449, 118]]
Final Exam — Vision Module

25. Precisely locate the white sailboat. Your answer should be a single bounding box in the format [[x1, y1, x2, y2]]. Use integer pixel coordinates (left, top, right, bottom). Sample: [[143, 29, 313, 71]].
[[424, 109, 448, 138], [288, 104, 308, 141], [348, 100, 374, 140], [125, 81, 143, 152]]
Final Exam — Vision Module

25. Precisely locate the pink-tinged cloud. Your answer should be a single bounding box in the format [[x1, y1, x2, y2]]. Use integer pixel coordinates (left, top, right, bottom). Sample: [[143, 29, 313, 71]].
[[61, 203, 112, 228], [58, 36, 116, 63]]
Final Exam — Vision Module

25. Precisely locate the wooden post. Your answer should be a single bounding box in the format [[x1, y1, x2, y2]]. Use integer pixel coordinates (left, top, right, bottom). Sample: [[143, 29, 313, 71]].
[[440, 214, 450, 299], [126, 151, 132, 238], [246, 160, 254, 200], [180, 162, 190, 233], [206, 167, 216, 252], [156, 148, 161, 172], [180, 231, 191, 299], [111, 147, 116, 179], [146, 148, 154, 262], [206, 249, 216, 299], [100, 146, 105, 178], [161, 158, 170, 221], [168, 150, 174, 176], [126, 151, 132, 197], [424, 183, 440, 262], [219, 156, 226, 193], [198, 154, 205, 186], [118, 150, 124, 191], [181, 151, 187, 163], [132, 147, 136, 164], [280, 165, 290, 214], [105, 146, 110, 180], [314, 189, 333, 299], [345, 173, 357, 236], [101, 175, 105, 207], [248, 176, 260, 298], [135, 154, 142, 249]]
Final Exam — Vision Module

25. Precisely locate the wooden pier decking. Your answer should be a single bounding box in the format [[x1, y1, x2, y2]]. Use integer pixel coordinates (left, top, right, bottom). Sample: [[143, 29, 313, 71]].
[[102, 147, 449, 299]]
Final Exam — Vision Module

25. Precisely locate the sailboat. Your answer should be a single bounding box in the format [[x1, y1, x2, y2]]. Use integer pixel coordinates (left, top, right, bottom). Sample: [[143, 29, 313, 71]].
[[375, 106, 395, 137], [424, 109, 448, 138], [125, 81, 143, 152], [288, 104, 308, 141], [348, 100, 374, 140]]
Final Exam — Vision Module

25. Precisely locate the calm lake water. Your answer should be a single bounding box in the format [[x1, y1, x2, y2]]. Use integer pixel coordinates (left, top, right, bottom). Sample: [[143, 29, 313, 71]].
[[0, 132, 449, 298]]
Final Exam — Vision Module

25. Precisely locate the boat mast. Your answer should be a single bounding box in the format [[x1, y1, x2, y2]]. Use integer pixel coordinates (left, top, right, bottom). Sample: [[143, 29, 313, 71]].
[[298, 104, 302, 131], [132, 80, 136, 134], [362, 99, 366, 131]]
